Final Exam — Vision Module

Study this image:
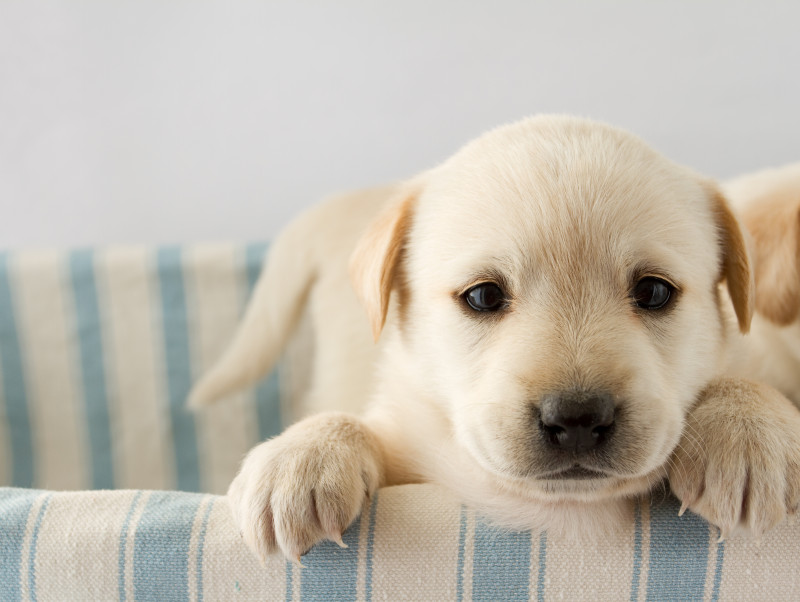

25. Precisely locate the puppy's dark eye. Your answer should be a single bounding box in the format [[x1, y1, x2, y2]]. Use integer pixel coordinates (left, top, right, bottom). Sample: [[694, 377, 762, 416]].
[[632, 277, 673, 310], [464, 283, 506, 312]]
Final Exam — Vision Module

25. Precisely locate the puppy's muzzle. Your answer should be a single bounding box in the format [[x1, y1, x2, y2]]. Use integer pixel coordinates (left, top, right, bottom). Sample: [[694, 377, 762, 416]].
[[539, 391, 616, 453]]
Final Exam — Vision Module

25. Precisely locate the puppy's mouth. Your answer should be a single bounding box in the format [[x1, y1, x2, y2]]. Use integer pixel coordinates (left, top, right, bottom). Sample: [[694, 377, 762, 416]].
[[538, 465, 610, 480]]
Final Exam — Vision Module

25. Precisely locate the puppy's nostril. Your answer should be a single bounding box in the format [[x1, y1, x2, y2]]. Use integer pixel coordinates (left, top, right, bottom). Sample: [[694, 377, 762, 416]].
[[541, 423, 567, 447], [590, 423, 612, 446]]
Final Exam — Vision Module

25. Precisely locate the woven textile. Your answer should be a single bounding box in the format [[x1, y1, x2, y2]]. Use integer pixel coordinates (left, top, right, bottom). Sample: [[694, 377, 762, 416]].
[[1, 484, 799, 601], [2, 244, 799, 600], [0, 245, 281, 494]]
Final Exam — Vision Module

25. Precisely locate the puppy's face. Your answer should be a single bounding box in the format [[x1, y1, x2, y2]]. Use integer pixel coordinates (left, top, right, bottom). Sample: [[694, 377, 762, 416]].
[[352, 116, 752, 501]]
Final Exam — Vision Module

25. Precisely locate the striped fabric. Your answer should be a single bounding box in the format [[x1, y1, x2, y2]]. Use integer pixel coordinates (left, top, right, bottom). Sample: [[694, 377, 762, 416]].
[[0, 245, 282, 494], [1, 484, 799, 601], [3, 244, 800, 600]]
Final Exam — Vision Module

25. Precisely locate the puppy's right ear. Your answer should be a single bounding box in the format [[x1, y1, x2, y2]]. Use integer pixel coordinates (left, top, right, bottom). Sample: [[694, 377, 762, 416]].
[[349, 182, 421, 341], [710, 188, 754, 334], [741, 194, 800, 325]]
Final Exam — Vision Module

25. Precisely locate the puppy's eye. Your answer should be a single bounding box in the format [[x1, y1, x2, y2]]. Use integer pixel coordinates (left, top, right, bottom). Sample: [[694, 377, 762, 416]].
[[464, 283, 506, 312], [632, 277, 673, 310]]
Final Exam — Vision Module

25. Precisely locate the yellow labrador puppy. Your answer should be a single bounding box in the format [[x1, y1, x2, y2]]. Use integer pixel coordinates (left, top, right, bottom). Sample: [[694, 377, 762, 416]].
[[667, 163, 800, 538], [724, 162, 800, 400], [190, 116, 800, 563]]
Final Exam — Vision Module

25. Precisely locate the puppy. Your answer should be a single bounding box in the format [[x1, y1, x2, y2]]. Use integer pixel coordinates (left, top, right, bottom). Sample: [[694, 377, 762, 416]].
[[190, 116, 800, 562], [724, 163, 800, 401], [665, 164, 800, 534]]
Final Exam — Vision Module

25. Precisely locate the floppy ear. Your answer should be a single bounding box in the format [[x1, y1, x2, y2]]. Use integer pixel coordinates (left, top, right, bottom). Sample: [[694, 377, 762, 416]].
[[710, 187, 755, 334], [349, 183, 420, 341], [740, 193, 800, 325]]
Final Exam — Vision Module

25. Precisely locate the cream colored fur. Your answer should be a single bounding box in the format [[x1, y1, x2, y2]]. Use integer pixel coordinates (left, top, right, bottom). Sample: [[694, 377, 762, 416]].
[[724, 163, 800, 402], [669, 378, 800, 539], [190, 116, 800, 562], [188, 186, 386, 417]]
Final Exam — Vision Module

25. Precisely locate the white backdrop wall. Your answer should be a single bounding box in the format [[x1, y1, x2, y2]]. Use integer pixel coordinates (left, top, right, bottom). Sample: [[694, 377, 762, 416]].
[[1, 1, 798, 248]]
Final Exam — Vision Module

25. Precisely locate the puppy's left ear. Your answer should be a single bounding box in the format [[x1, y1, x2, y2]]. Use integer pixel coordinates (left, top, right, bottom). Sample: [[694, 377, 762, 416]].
[[739, 192, 800, 326], [709, 186, 755, 334], [349, 181, 422, 341]]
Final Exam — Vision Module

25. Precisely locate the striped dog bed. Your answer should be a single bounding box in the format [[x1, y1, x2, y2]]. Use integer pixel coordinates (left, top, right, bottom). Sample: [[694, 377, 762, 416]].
[[2, 485, 799, 601], [1, 245, 798, 600], [0, 245, 280, 494]]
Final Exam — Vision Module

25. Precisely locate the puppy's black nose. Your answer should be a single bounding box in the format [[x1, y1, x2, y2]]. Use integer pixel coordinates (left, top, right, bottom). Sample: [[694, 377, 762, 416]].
[[539, 391, 615, 452]]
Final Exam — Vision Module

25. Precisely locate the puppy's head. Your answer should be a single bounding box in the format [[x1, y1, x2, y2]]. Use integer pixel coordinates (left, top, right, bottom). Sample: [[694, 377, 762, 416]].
[[735, 166, 800, 325], [351, 116, 752, 501]]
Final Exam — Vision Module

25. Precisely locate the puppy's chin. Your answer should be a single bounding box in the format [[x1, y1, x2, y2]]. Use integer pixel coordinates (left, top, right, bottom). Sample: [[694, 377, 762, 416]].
[[533, 470, 664, 501], [463, 441, 665, 503], [434, 447, 665, 537], [459, 428, 670, 502], [540, 466, 609, 480]]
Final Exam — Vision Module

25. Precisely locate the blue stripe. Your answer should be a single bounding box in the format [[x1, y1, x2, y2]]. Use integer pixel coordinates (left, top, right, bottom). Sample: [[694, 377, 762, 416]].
[[254, 371, 282, 441], [245, 243, 282, 441], [27, 494, 52, 602], [133, 491, 204, 601], [472, 517, 531, 601], [536, 531, 547, 602], [118, 491, 144, 602], [69, 249, 115, 489], [711, 537, 725, 600], [364, 492, 379, 602], [0, 488, 42, 602], [300, 510, 363, 601], [0, 253, 35, 488], [157, 248, 201, 492], [195, 497, 215, 602], [646, 496, 709, 600], [630, 500, 643, 601], [455, 506, 467, 602]]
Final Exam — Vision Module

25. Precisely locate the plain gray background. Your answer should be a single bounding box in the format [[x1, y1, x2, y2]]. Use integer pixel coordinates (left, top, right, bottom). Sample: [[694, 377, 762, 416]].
[[1, 1, 798, 248]]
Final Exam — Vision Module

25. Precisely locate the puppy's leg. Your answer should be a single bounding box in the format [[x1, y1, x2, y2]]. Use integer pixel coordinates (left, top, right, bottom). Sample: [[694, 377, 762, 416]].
[[228, 412, 397, 563], [669, 377, 800, 538]]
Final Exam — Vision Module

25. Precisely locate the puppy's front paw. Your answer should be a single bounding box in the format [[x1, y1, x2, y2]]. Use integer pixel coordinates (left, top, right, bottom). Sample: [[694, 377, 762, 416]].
[[227, 413, 383, 563], [669, 378, 800, 539]]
